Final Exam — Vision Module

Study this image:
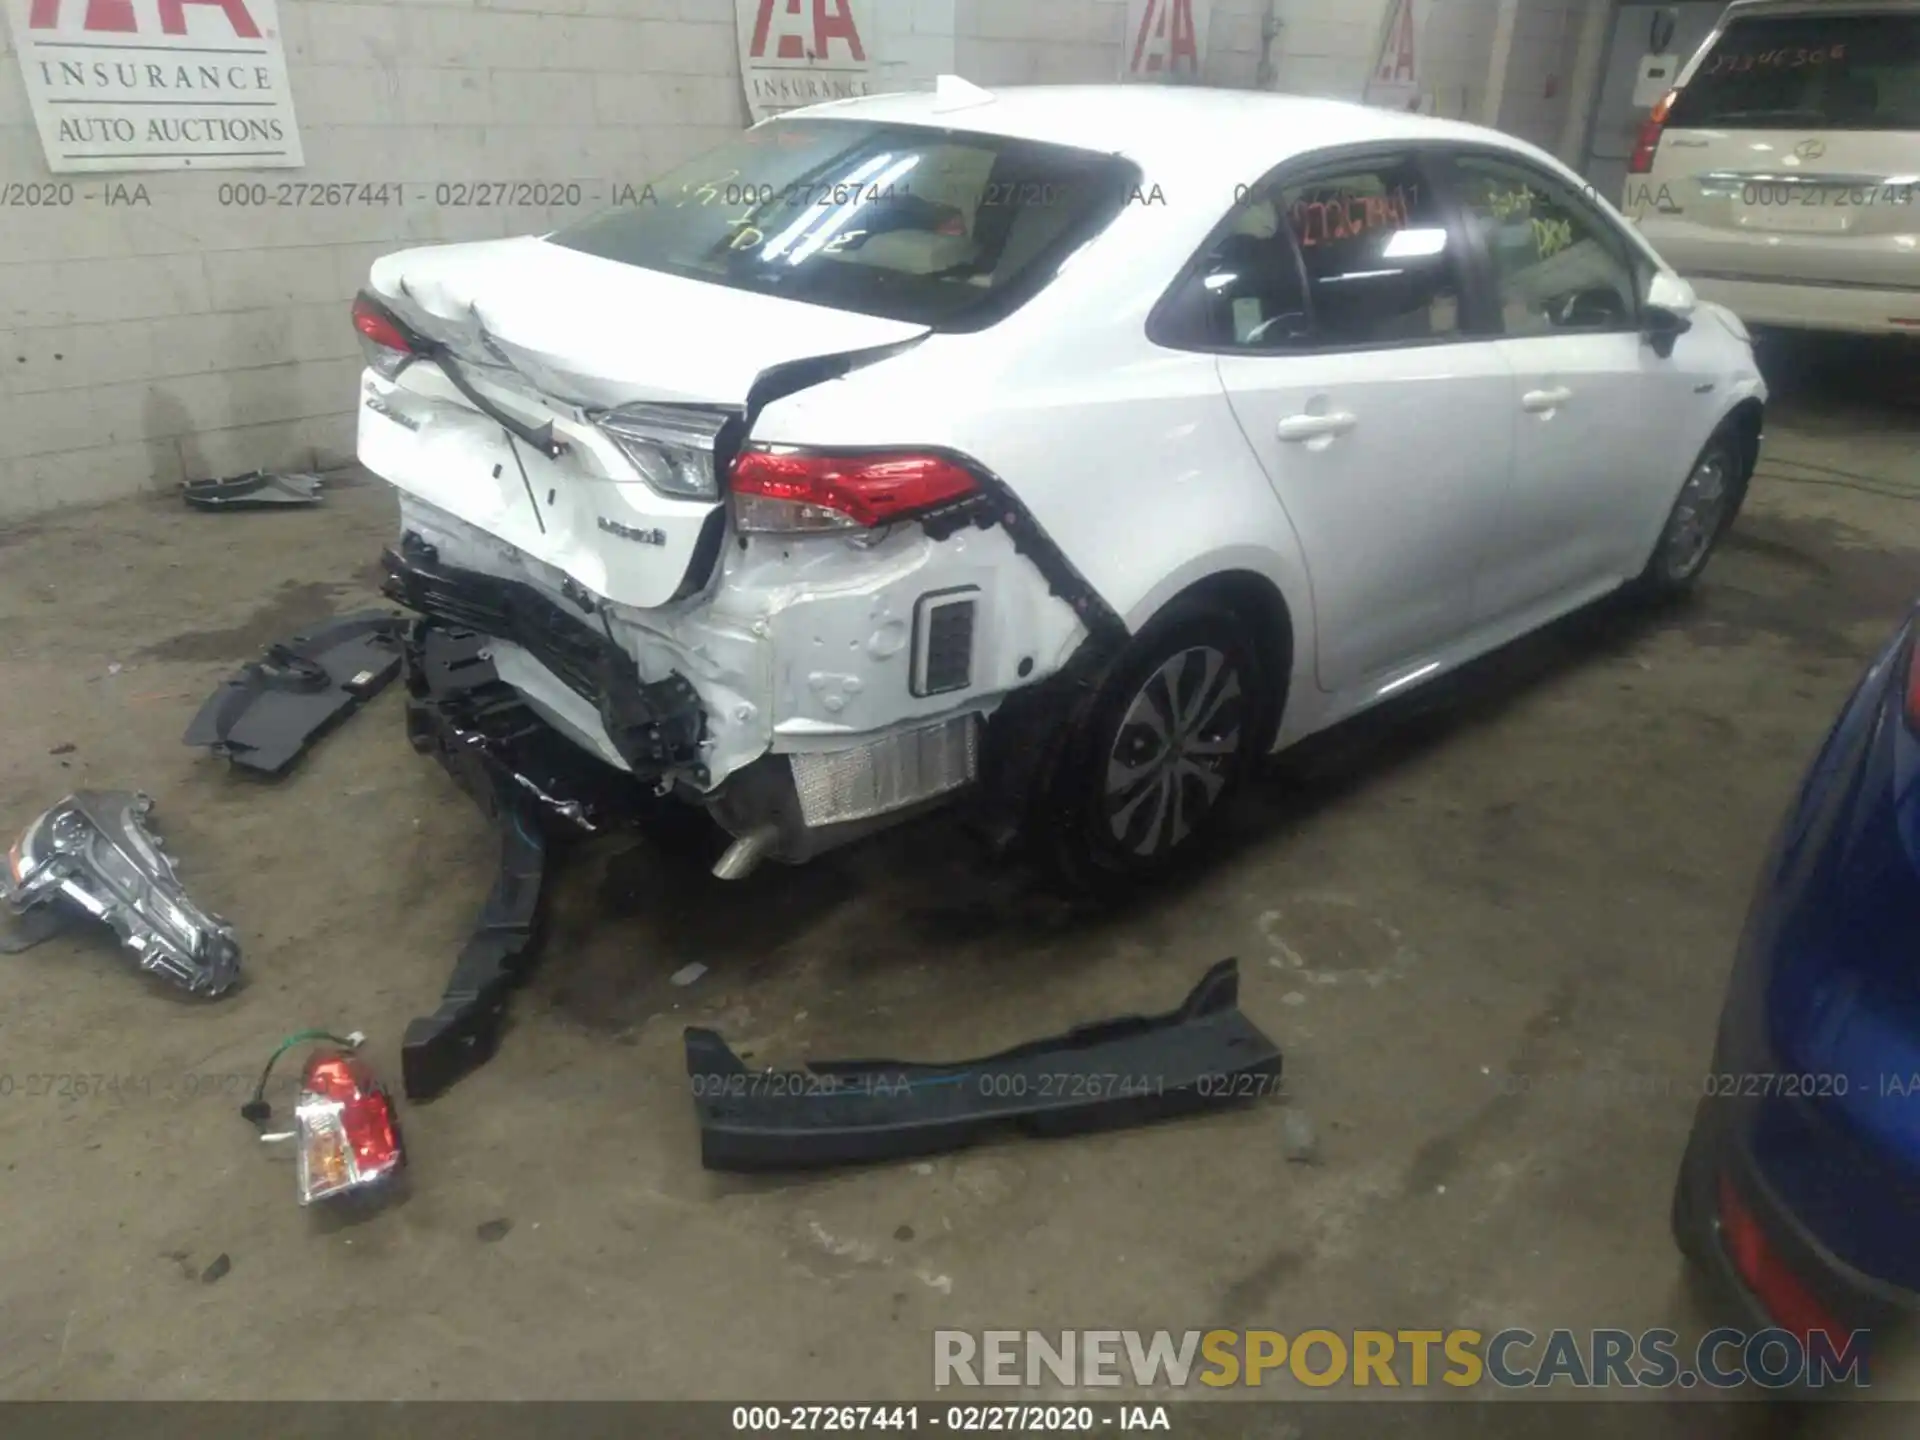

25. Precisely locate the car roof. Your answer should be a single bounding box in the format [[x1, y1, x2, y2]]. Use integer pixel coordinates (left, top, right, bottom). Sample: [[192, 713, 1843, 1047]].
[[778, 84, 1547, 185], [1715, 0, 1918, 15]]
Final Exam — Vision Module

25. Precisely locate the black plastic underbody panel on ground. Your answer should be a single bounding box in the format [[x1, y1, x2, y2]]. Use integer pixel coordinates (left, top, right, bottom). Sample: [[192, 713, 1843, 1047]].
[[684, 958, 1282, 1171], [182, 612, 406, 776]]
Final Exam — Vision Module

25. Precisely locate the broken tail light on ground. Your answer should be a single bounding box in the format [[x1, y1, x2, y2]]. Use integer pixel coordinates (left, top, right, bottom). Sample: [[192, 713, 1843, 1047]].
[[729, 448, 981, 532], [293, 1048, 405, 1205]]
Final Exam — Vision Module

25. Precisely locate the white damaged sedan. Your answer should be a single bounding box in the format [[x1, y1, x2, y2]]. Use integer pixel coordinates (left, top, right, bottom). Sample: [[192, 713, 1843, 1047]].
[[355, 81, 1766, 886]]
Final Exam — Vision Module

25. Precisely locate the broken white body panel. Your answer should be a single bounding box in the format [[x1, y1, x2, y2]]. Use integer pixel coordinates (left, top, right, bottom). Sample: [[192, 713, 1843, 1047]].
[[382, 486, 1081, 789]]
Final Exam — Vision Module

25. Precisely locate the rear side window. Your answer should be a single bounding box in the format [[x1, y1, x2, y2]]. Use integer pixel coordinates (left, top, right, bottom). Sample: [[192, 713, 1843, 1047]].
[[1152, 153, 1464, 351], [1667, 12, 1920, 130], [549, 119, 1137, 330], [1278, 157, 1463, 347]]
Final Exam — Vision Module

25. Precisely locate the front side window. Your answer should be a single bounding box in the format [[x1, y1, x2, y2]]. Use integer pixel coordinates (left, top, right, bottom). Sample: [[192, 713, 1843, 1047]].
[[1278, 156, 1463, 347], [549, 120, 1136, 328], [1448, 154, 1639, 338]]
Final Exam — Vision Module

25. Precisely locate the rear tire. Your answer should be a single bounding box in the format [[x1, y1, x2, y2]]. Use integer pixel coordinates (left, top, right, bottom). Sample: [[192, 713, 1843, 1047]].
[[1632, 425, 1749, 599], [1036, 598, 1274, 894]]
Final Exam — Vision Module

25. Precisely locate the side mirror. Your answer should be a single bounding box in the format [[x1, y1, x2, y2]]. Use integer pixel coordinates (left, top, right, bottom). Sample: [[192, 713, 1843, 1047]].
[[1642, 271, 1696, 358]]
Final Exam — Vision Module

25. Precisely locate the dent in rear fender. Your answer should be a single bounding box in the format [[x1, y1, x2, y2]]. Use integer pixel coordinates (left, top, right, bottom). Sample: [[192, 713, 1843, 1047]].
[[723, 519, 1088, 742]]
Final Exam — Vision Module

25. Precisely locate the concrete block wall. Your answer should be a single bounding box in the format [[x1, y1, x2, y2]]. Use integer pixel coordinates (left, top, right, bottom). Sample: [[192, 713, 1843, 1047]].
[[1494, 0, 1590, 152], [0, 0, 753, 519], [956, 0, 1569, 146], [954, 0, 1270, 86], [0, 0, 1573, 520]]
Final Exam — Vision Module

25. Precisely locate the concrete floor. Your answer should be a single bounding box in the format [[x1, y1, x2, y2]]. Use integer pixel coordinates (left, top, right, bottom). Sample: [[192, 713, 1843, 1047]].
[[0, 338, 1916, 1421]]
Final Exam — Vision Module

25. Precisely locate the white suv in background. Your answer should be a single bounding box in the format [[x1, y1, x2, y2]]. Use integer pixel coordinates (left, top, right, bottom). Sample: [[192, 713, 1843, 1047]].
[[1621, 0, 1920, 336]]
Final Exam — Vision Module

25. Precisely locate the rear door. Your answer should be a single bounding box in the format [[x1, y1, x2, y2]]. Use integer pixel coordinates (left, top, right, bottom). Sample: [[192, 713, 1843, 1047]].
[[1186, 150, 1516, 695], [1628, 4, 1920, 289], [1442, 148, 1693, 622]]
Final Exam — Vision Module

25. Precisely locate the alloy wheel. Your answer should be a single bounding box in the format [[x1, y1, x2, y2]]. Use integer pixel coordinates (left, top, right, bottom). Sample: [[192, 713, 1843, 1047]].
[[1103, 646, 1245, 857], [1662, 448, 1731, 583]]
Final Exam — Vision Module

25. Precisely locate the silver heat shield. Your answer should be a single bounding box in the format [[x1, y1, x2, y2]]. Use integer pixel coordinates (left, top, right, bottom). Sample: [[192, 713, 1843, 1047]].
[[787, 716, 979, 829]]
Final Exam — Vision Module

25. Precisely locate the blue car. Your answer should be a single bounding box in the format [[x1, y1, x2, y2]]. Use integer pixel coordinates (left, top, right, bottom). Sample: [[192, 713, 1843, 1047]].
[[1674, 604, 1920, 1355]]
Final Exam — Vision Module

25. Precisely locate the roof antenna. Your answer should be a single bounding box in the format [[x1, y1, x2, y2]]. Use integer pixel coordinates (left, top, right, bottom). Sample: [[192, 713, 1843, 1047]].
[[932, 74, 995, 112]]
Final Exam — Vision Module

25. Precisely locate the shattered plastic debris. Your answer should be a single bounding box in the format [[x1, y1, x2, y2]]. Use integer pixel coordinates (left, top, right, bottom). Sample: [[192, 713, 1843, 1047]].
[[670, 962, 708, 987], [181, 471, 324, 510], [1282, 1109, 1319, 1164]]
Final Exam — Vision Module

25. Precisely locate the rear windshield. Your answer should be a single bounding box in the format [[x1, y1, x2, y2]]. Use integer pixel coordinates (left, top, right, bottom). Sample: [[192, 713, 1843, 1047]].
[[1667, 11, 1920, 129], [550, 119, 1137, 329]]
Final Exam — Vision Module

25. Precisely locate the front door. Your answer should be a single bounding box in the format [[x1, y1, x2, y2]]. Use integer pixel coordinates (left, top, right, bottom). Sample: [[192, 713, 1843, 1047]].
[[1205, 151, 1517, 694], [1442, 148, 1691, 623]]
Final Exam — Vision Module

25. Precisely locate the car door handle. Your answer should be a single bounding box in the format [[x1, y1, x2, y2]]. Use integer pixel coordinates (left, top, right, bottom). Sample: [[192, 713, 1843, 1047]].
[[1276, 411, 1357, 442], [1522, 387, 1573, 412]]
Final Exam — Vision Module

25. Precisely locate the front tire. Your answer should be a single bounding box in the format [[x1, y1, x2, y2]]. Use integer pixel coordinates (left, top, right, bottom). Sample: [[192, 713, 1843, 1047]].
[[1633, 426, 1749, 598], [1037, 598, 1272, 892]]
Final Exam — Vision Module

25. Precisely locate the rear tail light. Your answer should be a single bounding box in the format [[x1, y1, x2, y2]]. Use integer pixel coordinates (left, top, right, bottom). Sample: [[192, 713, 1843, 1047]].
[[1905, 632, 1920, 733], [352, 292, 416, 381], [1629, 91, 1675, 175], [729, 449, 981, 533], [593, 403, 727, 501], [294, 1048, 404, 1205], [1717, 1173, 1843, 1347]]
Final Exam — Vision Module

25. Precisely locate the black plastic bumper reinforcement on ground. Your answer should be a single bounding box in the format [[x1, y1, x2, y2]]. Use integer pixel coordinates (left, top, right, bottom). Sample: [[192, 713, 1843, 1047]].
[[684, 958, 1282, 1171], [182, 612, 406, 776], [399, 775, 547, 1102], [381, 533, 707, 780], [400, 618, 713, 1099]]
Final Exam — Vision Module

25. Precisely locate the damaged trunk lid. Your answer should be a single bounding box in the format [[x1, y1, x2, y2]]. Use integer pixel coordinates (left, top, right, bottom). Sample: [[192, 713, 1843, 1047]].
[[359, 235, 930, 610]]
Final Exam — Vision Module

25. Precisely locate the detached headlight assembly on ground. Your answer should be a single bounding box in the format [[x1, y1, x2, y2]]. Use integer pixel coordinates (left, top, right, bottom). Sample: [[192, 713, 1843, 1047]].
[[1, 790, 239, 996]]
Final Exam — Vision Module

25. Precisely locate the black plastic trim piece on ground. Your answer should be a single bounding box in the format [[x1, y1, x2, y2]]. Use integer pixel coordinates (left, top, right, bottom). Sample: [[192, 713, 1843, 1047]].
[[400, 782, 548, 1102], [181, 470, 324, 509], [684, 957, 1281, 1171], [182, 611, 406, 776]]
